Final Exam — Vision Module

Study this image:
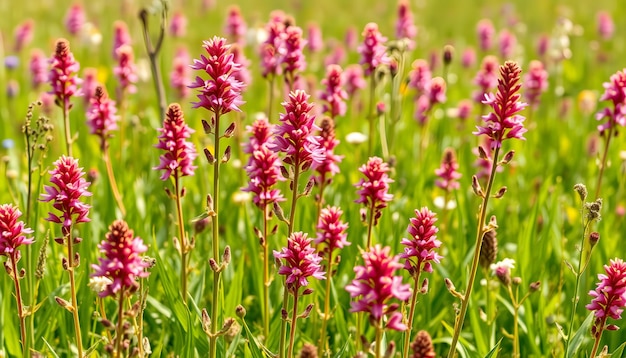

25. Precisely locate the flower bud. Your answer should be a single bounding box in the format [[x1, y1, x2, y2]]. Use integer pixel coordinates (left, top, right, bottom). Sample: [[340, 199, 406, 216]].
[[236, 305, 246, 318]]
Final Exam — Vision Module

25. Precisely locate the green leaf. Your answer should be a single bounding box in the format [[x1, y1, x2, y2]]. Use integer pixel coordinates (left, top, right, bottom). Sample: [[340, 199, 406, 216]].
[[483, 339, 502, 358], [239, 316, 266, 358], [611, 341, 626, 358], [41, 338, 61, 358], [566, 311, 593, 358]]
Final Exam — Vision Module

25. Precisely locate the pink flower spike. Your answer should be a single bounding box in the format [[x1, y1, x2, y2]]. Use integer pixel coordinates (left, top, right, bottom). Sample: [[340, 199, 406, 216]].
[[40, 156, 92, 235], [498, 29, 517, 59], [315, 206, 350, 253], [65, 4, 85, 36], [395, 0, 417, 50], [408, 59, 432, 96], [476, 19, 495, 52], [307, 23, 323, 53], [435, 148, 462, 192], [169, 12, 187, 38], [274, 232, 326, 293], [344, 64, 366, 99], [154, 104, 198, 181], [29, 49, 48, 89], [14, 20, 34, 53], [461, 47, 476, 68], [92, 220, 150, 297], [345, 245, 411, 330], [223, 5, 247, 45], [358, 22, 389, 77], [87, 86, 119, 151], [281, 26, 307, 86], [114, 45, 138, 94], [319, 64, 348, 118], [170, 47, 191, 99], [49, 39, 82, 109], [354, 157, 394, 226], [313, 118, 343, 184], [524, 60, 548, 108], [597, 11, 614, 41], [112, 21, 132, 60], [595, 69, 626, 135], [473, 61, 528, 149], [81, 67, 99, 105], [0, 204, 34, 257], [243, 116, 274, 154], [586, 258, 626, 321], [400, 208, 442, 275], [473, 55, 499, 104], [190, 36, 245, 116]]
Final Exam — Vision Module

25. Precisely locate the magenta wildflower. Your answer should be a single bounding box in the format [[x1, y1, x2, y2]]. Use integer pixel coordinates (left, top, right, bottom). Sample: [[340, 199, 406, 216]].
[[345, 26, 358, 50], [498, 29, 517, 59], [319, 64, 348, 118], [154, 103, 198, 181], [358, 22, 389, 77], [473, 55, 499, 103], [324, 42, 346, 67], [435, 148, 462, 192], [13, 20, 34, 53], [87, 86, 118, 150], [170, 47, 191, 99], [29, 49, 48, 89], [597, 11, 615, 41], [396, 0, 417, 50], [224, 5, 247, 45], [81, 67, 98, 105], [260, 16, 285, 79], [271, 90, 324, 169], [408, 59, 432, 96], [307, 23, 323, 53], [461, 47, 477, 68], [274, 232, 326, 293], [490, 258, 515, 286], [92, 220, 150, 297], [524, 60, 549, 108], [0, 204, 34, 257], [190, 37, 245, 116], [64, 4, 85, 36], [112, 21, 132, 60], [243, 116, 274, 154], [474, 61, 528, 149], [315, 206, 350, 253], [346, 245, 411, 331], [313, 117, 343, 185], [169, 12, 187, 38], [536, 34, 549, 58], [428, 77, 446, 105], [476, 19, 495, 52], [400, 208, 442, 275], [40, 156, 92, 235], [355, 157, 394, 226], [596, 69, 626, 135], [114, 45, 138, 95], [281, 26, 307, 87], [586, 258, 626, 322], [49, 39, 82, 108], [231, 44, 251, 86], [414, 95, 431, 125], [344, 64, 366, 98], [457, 99, 473, 121]]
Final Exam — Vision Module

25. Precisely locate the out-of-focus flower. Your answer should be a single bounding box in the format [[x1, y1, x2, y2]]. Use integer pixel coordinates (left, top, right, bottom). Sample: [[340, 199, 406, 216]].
[[112, 21, 131, 60], [400, 207, 442, 276], [490, 258, 515, 286], [231, 44, 251, 86], [358, 22, 389, 77], [92, 220, 150, 297], [169, 12, 187, 38], [597, 11, 614, 41], [346, 245, 411, 331], [65, 4, 85, 36], [498, 29, 517, 59], [153, 103, 197, 181], [114, 45, 138, 94], [224, 5, 247, 45], [410, 330, 436, 358], [524, 60, 549, 108], [577, 90, 597, 116], [274, 232, 325, 293], [281, 26, 307, 86], [324, 41, 346, 67], [170, 47, 191, 99], [40, 156, 92, 236], [13, 19, 34, 52], [354, 156, 394, 226], [396, 0, 417, 50], [461, 47, 476, 68], [81, 67, 98, 105], [7, 80, 20, 98], [30, 49, 48, 89], [408, 59, 432, 96], [319, 64, 347, 118], [477, 19, 495, 52], [87, 86, 118, 150], [313, 117, 342, 184], [49, 39, 82, 109], [474, 61, 528, 149], [536, 33, 549, 58], [4, 56, 19, 70], [190, 37, 245, 116], [457, 99, 473, 121], [0, 204, 34, 257], [344, 64, 366, 99], [345, 131, 367, 145], [307, 23, 323, 53], [435, 148, 462, 192], [473, 55, 499, 103]]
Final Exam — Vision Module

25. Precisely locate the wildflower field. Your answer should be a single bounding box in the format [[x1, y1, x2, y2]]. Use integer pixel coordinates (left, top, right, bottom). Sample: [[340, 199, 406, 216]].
[[1, 0, 626, 357]]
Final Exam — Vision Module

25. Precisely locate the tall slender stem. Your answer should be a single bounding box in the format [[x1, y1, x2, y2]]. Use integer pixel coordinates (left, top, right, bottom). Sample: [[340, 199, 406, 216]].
[[447, 146, 501, 358], [209, 113, 222, 358], [104, 148, 126, 216], [66, 227, 84, 357], [115, 286, 126, 358], [262, 204, 270, 339], [62, 99, 73, 156], [268, 78, 275, 122], [174, 174, 188, 304], [367, 75, 376, 155], [595, 131, 613, 199], [11, 254, 28, 357], [589, 320, 605, 358], [402, 270, 422, 358], [286, 289, 300, 358], [318, 249, 334, 357], [508, 285, 520, 358], [139, 7, 167, 121], [374, 321, 383, 358], [366, 201, 375, 248]]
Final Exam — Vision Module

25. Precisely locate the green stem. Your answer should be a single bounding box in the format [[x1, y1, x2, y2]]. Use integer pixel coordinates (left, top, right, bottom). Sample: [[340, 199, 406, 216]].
[[318, 249, 334, 357], [66, 228, 84, 357], [286, 289, 300, 358], [174, 173, 188, 305], [263, 204, 270, 340], [62, 98, 73, 157], [402, 270, 422, 358], [367, 75, 376, 156], [104, 147, 126, 216], [595, 130, 613, 200], [115, 286, 126, 358], [374, 320, 383, 358], [139, 7, 167, 121], [366, 202, 375, 248], [11, 254, 28, 357], [209, 112, 222, 358], [446, 146, 501, 358], [589, 319, 605, 358], [278, 286, 289, 358], [508, 285, 520, 358], [268, 77, 275, 122]]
